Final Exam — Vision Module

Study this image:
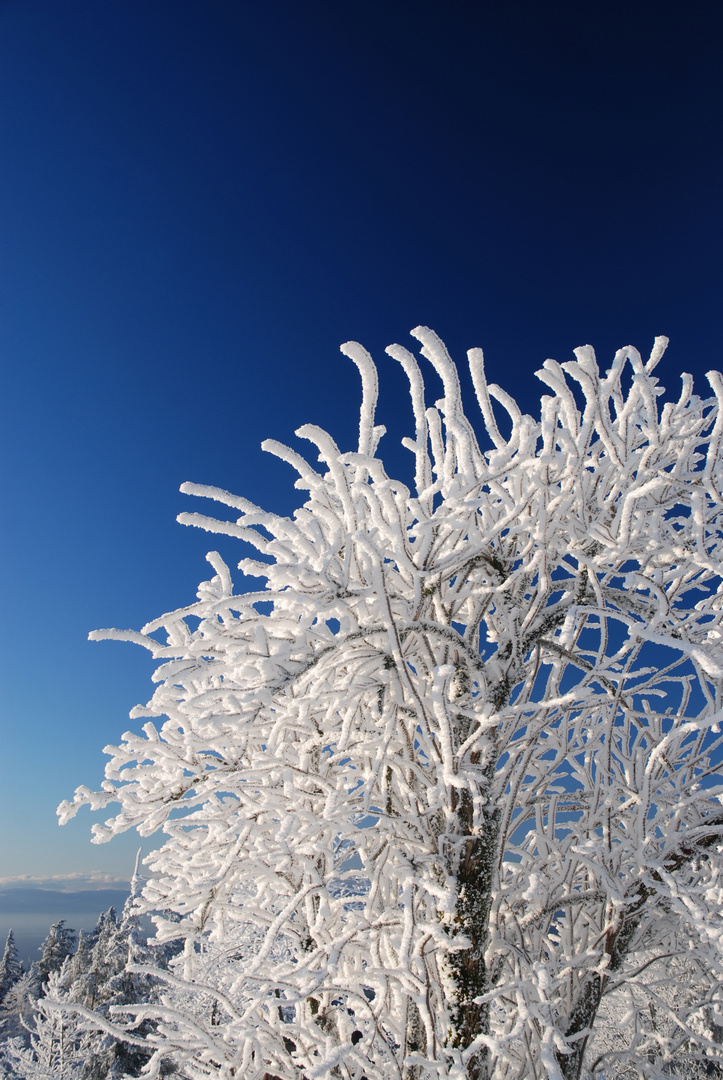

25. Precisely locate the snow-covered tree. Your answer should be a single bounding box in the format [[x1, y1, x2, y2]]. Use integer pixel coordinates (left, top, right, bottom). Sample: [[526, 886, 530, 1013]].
[[43, 869, 170, 1080], [1, 971, 41, 1044], [0, 970, 85, 1080], [0, 934, 24, 1006], [64, 909, 120, 1014], [60, 328, 723, 1079], [1, 922, 77, 1050], [0, 931, 32, 1045], [35, 923, 76, 991], [61, 899, 158, 1079]]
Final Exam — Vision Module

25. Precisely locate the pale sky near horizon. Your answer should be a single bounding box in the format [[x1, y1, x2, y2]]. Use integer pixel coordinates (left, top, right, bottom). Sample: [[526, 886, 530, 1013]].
[[1, 0, 722, 885]]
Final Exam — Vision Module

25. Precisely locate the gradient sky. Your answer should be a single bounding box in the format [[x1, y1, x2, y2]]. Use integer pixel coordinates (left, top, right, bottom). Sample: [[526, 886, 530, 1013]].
[[1, 0, 722, 886]]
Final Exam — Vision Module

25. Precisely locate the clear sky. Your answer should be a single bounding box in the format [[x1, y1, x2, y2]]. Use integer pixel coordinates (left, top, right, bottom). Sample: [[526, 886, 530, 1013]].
[[1, 0, 722, 887]]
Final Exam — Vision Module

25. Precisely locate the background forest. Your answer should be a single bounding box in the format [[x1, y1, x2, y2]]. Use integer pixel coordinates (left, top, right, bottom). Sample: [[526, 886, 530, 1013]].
[[0, 886, 180, 1078]]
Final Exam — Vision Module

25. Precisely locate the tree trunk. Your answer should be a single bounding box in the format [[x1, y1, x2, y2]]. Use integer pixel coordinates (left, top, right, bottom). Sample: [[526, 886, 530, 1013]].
[[447, 785, 500, 1080]]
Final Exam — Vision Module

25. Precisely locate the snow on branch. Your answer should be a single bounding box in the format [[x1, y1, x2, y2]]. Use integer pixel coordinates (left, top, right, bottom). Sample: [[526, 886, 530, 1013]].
[[60, 330, 723, 1080]]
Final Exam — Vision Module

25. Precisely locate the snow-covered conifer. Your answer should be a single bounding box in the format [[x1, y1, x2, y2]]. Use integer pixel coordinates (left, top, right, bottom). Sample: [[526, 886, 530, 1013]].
[[63, 930, 96, 1008], [54, 877, 171, 1078], [1, 970, 41, 1043], [0, 933, 24, 1006], [60, 329, 723, 1079], [69, 901, 155, 1079], [0, 970, 84, 1079], [35, 923, 76, 991]]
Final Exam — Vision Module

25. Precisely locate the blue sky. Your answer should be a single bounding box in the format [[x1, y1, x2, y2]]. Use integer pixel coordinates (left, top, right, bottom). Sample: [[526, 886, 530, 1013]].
[[1, 0, 722, 888]]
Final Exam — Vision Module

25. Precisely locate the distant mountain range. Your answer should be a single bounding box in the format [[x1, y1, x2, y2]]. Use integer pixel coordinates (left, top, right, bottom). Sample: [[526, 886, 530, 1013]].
[[0, 888, 130, 915]]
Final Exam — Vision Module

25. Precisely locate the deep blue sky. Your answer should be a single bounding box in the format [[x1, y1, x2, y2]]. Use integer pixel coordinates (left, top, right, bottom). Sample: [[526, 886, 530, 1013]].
[[1, 0, 722, 885]]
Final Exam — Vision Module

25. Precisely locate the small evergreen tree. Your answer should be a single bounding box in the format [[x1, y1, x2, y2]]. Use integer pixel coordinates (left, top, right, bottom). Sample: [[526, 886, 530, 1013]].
[[0, 933, 24, 1006], [80, 896, 165, 1079], [34, 923, 76, 990], [0, 970, 84, 1079], [1, 970, 41, 1042], [62, 909, 118, 1014], [59, 907, 131, 1078], [52, 889, 171, 1079], [0, 919, 76, 1047], [62, 930, 95, 1010]]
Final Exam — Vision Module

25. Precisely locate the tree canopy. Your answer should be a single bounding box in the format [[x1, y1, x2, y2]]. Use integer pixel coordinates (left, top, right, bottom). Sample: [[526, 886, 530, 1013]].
[[61, 329, 723, 1079]]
